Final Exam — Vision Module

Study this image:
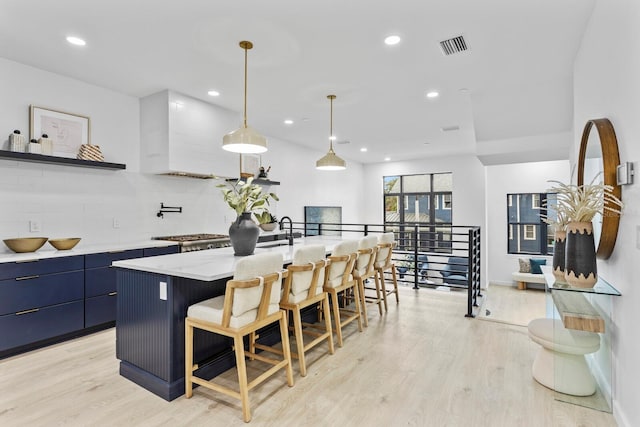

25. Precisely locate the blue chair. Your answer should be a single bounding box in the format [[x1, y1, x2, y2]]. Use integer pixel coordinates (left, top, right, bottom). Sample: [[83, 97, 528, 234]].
[[441, 257, 469, 287]]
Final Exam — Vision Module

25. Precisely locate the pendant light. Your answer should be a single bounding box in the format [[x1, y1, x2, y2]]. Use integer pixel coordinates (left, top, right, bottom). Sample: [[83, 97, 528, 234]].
[[222, 41, 267, 154], [316, 94, 346, 170]]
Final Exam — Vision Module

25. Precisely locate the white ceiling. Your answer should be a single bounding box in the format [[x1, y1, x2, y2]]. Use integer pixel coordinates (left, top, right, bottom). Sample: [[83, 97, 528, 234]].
[[0, 0, 595, 164]]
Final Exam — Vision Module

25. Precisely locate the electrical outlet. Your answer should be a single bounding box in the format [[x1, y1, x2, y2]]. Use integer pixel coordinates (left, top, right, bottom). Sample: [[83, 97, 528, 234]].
[[29, 220, 41, 233], [112, 218, 120, 229]]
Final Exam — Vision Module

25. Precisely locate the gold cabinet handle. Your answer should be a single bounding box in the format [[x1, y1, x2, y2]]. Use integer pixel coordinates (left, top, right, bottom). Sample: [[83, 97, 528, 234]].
[[16, 308, 39, 315], [16, 275, 39, 281]]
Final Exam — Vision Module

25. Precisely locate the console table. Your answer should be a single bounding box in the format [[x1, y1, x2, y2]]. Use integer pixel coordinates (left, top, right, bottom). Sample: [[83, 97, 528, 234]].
[[541, 265, 621, 413]]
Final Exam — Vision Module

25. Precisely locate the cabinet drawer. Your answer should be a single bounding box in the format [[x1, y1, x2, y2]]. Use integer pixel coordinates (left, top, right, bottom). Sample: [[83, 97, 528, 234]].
[[0, 271, 84, 316], [0, 300, 84, 352], [0, 256, 83, 281], [85, 267, 116, 298], [143, 246, 179, 257], [85, 249, 143, 269], [85, 293, 117, 327]]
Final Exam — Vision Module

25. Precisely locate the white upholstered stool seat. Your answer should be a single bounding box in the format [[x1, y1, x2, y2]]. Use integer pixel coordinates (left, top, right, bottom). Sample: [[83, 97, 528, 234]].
[[324, 240, 363, 347], [527, 318, 600, 397], [185, 252, 294, 423], [278, 244, 335, 377]]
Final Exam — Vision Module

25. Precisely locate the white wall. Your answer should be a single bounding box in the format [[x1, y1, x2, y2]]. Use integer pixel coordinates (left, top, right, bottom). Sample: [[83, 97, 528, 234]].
[[0, 58, 364, 251], [485, 160, 570, 285], [573, 1, 640, 425]]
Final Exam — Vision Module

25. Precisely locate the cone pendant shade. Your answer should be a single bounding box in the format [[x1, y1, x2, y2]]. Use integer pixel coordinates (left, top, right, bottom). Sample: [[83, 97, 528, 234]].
[[222, 41, 267, 154], [316, 94, 346, 170]]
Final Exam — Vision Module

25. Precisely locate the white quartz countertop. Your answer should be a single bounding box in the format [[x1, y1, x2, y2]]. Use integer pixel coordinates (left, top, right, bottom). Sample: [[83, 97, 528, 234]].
[[0, 240, 179, 263], [112, 236, 346, 282]]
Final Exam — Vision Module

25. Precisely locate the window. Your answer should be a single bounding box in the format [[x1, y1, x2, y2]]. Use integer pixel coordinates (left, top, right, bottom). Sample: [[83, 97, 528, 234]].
[[384, 173, 453, 253], [523, 225, 536, 240], [507, 193, 555, 255], [532, 194, 540, 209]]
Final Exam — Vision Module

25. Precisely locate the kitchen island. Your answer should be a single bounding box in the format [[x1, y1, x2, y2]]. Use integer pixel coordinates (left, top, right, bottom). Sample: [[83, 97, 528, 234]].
[[112, 235, 345, 401]]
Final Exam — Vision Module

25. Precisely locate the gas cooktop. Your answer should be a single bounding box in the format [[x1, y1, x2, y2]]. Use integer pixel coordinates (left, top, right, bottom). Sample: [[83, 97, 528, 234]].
[[152, 234, 229, 242]]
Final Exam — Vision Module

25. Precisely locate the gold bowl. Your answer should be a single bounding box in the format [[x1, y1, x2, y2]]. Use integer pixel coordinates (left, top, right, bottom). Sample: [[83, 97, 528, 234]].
[[3, 237, 49, 253], [48, 238, 82, 250]]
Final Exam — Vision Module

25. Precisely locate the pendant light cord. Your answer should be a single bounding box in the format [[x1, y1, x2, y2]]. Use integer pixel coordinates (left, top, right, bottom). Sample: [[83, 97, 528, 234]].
[[243, 44, 248, 128], [328, 94, 336, 152]]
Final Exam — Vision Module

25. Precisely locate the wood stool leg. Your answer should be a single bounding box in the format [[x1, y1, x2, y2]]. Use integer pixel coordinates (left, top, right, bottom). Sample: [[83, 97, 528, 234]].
[[330, 290, 344, 347], [185, 320, 194, 398], [391, 265, 399, 303], [233, 334, 251, 423], [322, 294, 335, 354], [279, 312, 294, 387], [377, 270, 388, 312], [358, 278, 369, 327]]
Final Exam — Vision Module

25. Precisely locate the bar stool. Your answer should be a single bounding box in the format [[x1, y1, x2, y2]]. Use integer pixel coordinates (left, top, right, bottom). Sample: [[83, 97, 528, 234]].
[[278, 244, 335, 377], [185, 252, 294, 423], [353, 235, 381, 326], [325, 239, 363, 347], [374, 232, 399, 311]]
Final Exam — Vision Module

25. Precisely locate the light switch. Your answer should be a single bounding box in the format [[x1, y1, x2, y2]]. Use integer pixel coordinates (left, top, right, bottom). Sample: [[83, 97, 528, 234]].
[[159, 281, 167, 300]]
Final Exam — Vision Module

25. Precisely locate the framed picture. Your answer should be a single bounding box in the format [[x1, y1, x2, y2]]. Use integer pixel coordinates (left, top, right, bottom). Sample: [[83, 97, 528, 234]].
[[240, 154, 261, 178], [304, 206, 343, 236], [30, 105, 90, 158]]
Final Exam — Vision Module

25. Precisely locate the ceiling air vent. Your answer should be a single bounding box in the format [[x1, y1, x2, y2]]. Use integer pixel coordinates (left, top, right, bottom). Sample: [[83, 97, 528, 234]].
[[441, 125, 460, 132], [439, 35, 468, 56]]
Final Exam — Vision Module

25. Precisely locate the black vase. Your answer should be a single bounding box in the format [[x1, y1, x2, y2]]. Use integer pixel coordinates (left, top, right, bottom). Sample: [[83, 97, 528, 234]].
[[564, 222, 597, 288], [552, 230, 566, 282], [229, 212, 260, 256]]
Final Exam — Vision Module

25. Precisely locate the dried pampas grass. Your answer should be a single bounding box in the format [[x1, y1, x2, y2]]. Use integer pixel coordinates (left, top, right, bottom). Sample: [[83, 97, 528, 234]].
[[546, 176, 623, 223]]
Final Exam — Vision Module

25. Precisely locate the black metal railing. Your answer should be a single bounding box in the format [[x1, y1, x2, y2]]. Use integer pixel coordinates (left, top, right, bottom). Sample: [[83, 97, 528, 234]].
[[281, 220, 482, 318]]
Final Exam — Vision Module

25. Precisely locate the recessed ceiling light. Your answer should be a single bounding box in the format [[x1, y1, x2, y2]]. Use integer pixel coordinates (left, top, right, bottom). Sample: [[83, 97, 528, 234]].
[[66, 36, 86, 46], [426, 91, 439, 98], [384, 157, 391, 161], [384, 35, 401, 46], [207, 90, 220, 97], [360, 147, 368, 152], [284, 119, 294, 125]]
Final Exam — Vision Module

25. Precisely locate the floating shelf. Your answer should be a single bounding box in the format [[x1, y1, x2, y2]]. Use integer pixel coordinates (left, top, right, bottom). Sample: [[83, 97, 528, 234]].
[[226, 178, 280, 186], [0, 150, 126, 170]]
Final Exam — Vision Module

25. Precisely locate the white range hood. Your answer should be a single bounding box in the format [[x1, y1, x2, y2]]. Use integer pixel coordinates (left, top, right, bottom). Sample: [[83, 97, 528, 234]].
[[140, 89, 241, 179]]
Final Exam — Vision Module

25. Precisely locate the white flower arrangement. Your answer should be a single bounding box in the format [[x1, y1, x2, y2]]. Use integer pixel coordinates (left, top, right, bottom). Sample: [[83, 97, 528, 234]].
[[545, 176, 623, 224]]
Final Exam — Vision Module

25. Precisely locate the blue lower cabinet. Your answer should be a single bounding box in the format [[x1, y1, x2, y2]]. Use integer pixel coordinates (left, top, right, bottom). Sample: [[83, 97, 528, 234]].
[[142, 246, 179, 257], [85, 293, 117, 328], [0, 271, 84, 316], [0, 300, 84, 352]]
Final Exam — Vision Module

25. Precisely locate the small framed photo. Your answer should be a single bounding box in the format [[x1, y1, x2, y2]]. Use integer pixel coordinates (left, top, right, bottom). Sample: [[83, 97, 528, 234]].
[[240, 154, 261, 178], [30, 105, 90, 158]]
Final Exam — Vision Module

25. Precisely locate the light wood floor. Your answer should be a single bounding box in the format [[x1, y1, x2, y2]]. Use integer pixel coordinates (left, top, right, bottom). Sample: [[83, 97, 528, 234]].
[[0, 286, 616, 427]]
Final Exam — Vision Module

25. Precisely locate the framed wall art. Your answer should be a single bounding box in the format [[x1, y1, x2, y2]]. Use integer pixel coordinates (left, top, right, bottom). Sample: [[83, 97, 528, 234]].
[[304, 206, 343, 236], [240, 153, 261, 178], [30, 105, 90, 158]]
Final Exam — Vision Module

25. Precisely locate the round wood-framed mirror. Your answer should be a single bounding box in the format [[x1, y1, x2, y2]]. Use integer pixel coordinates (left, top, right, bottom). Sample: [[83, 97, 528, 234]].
[[577, 118, 621, 260]]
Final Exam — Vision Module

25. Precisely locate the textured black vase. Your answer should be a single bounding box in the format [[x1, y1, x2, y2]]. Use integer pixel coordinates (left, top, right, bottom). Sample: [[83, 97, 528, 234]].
[[229, 212, 260, 256], [564, 222, 597, 288], [552, 230, 566, 282]]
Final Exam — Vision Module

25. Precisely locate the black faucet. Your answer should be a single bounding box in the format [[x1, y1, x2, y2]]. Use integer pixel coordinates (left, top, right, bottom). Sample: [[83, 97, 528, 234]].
[[279, 216, 294, 246]]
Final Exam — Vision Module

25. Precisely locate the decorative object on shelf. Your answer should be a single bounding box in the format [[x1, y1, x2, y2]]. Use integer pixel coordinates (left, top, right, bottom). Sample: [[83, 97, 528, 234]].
[[218, 177, 279, 255], [255, 211, 278, 231], [48, 237, 81, 250], [9, 130, 26, 152], [546, 177, 623, 288], [240, 153, 260, 178], [542, 202, 569, 281], [316, 94, 346, 171], [222, 41, 267, 154], [30, 105, 90, 159], [551, 230, 567, 282], [258, 165, 270, 178], [77, 142, 104, 161], [156, 202, 183, 219], [3, 237, 48, 253], [26, 138, 41, 154], [38, 133, 53, 155]]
